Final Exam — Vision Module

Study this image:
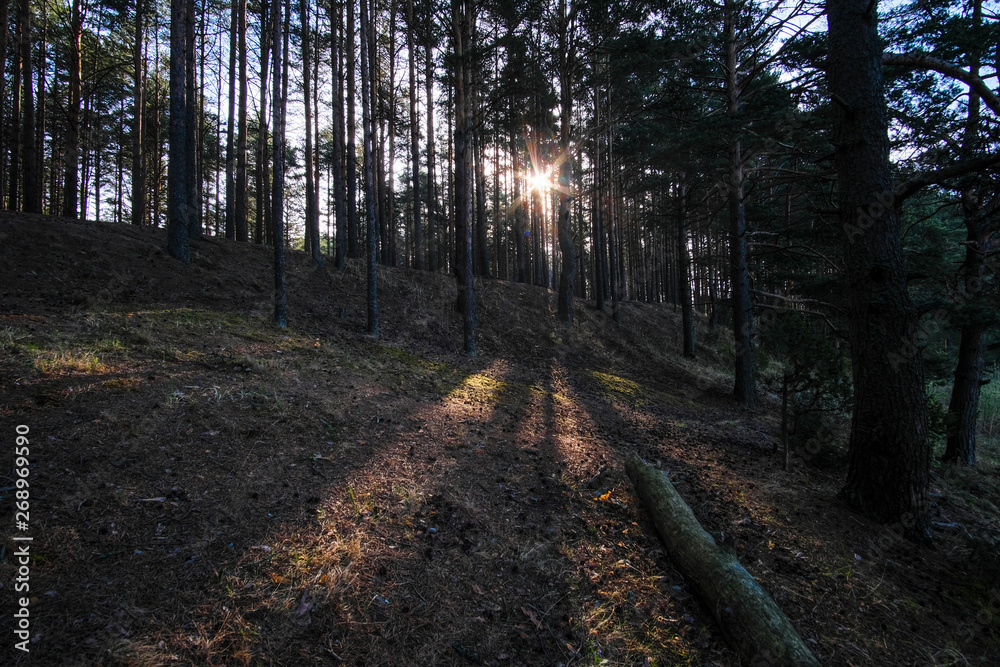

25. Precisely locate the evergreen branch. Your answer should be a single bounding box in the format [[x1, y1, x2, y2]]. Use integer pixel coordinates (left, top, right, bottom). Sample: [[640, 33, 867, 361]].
[[894, 153, 1000, 204], [883, 52, 1000, 117]]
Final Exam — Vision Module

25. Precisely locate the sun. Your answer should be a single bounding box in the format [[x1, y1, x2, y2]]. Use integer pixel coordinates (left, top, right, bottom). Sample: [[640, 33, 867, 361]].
[[526, 169, 553, 194]]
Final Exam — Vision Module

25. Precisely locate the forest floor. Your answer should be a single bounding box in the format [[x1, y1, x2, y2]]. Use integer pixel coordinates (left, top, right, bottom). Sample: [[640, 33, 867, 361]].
[[1, 211, 999, 667]]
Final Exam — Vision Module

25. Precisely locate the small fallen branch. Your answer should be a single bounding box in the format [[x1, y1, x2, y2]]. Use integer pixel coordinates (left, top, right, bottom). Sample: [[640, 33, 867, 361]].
[[625, 455, 821, 666]]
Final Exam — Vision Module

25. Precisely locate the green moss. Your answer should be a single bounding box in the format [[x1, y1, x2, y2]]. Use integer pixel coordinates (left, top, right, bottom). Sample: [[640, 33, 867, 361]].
[[588, 370, 648, 406]]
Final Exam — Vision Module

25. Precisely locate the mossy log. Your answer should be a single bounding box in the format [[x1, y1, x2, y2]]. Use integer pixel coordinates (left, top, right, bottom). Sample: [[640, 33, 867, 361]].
[[625, 455, 821, 666]]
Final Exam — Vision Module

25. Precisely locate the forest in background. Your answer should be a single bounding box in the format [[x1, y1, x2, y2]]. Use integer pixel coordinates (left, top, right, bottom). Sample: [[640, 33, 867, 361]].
[[2, 0, 1000, 540]]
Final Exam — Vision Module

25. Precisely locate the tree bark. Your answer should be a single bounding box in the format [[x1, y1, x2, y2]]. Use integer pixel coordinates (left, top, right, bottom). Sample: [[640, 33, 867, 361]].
[[346, 0, 359, 258], [386, 0, 399, 267], [34, 2, 46, 214], [360, 0, 379, 337], [944, 0, 987, 466], [0, 0, 8, 209], [168, 0, 190, 261], [592, 83, 608, 309], [452, 0, 476, 355], [555, 0, 576, 323], [625, 455, 821, 667], [301, 0, 322, 266], [369, 3, 382, 263], [725, 0, 756, 408], [19, 0, 38, 214], [62, 0, 82, 218], [184, 0, 199, 238], [425, 23, 438, 272], [678, 180, 695, 358], [407, 0, 422, 269], [512, 134, 527, 283], [272, 0, 287, 326], [327, 0, 347, 268], [7, 0, 21, 211], [225, 0, 236, 239], [945, 327, 986, 465], [255, 0, 270, 244], [473, 125, 490, 277], [132, 0, 147, 226], [828, 0, 931, 539], [235, 0, 248, 241]]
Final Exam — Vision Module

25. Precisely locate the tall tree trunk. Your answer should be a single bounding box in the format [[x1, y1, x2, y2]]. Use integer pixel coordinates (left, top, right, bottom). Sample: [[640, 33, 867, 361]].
[[945, 326, 987, 465], [196, 5, 206, 231], [828, 0, 931, 540], [63, 0, 82, 218], [425, 20, 438, 272], [473, 119, 490, 277], [132, 0, 147, 225], [493, 123, 502, 279], [34, 3, 45, 214], [224, 0, 236, 239], [256, 0, 271, 244], [725, 0, 756, 408], [184, 0, 199, 238], [452, 0, 476, 355], [592, 86, 606, 309], [272, 0, 287, 326], [152, 18, 162, 226], [513, 133, 527, 283], [7, 0, 21, 211], [19, 0, 38, 214], [555, 0, 576, 322], [94, 141, 102, 221], [328, 0, 347, 268], [235, 0, 248, 241], [608, 127, 620, 322], [301, 0, 322, 266], [678, 180, 695, 358], [944, 0, 987, 466], [168, 0, 190, 261], [371, 6, 384, 264], [387, 0, 398, 267], [360, 0, 379, 337], [407, 0, 422, 269], [0, 0, 8, 209], [346, 0, 359, 257]]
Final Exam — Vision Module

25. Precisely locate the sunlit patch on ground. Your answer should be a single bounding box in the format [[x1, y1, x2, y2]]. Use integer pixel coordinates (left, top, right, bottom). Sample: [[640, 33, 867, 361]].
[[1, 213, 998, 665]]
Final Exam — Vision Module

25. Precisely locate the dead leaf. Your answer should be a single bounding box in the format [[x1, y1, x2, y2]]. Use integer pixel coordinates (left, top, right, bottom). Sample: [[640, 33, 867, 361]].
[[295, 590, 314, 616], [521, 605, 544, 630], [270, 573, 289, 584]]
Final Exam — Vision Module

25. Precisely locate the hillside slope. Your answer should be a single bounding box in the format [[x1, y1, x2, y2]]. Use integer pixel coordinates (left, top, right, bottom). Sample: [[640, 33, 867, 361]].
[[1, 212, 998, 666]]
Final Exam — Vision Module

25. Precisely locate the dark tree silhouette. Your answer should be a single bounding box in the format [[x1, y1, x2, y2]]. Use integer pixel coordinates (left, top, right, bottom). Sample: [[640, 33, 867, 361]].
[[168, 0, 191, 261], [360, 0, 379, 337], [828, 0, 931, 539]]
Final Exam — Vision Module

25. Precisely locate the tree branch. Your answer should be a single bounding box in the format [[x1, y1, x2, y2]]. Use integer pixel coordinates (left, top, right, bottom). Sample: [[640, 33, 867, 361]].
[[894, 153, 1000, 203], [883, 52, 1000, 117]]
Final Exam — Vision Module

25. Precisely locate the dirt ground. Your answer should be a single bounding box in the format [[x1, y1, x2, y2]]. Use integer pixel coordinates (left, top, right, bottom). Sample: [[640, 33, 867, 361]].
[[1, 211, 998, 666]]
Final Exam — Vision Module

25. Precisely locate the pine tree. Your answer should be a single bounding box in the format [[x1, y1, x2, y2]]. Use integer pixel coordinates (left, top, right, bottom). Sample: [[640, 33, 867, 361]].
[[168, 0, 191, 261], [828, 0, 931, 540]]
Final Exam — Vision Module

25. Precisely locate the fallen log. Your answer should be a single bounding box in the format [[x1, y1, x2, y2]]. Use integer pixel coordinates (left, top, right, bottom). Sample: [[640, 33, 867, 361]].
[[625, 455, 821, 666]]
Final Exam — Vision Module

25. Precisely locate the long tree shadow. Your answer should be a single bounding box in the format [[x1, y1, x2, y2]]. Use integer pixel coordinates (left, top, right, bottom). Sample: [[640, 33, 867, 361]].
[[2, 308, 488, 666]]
